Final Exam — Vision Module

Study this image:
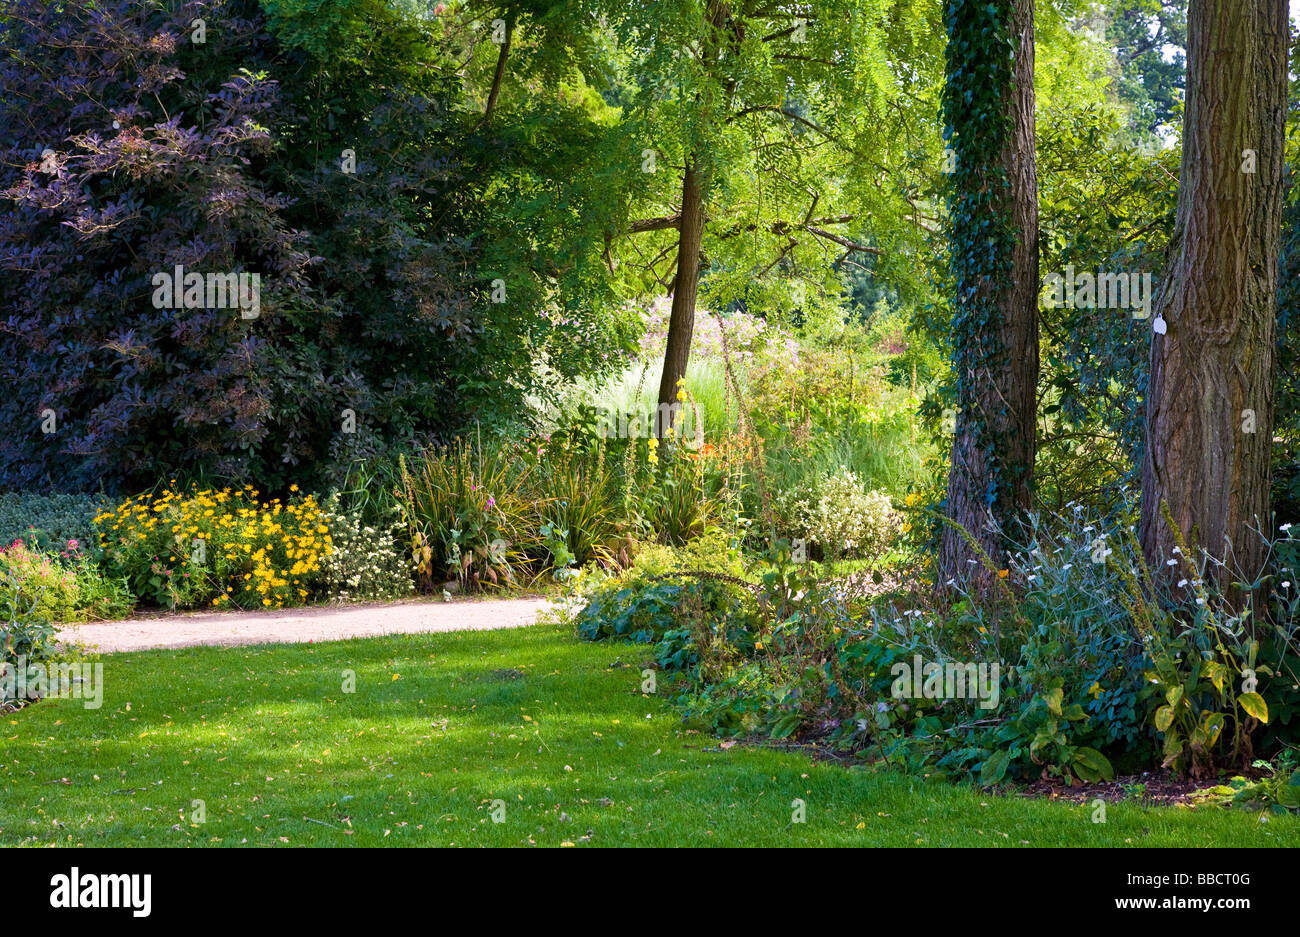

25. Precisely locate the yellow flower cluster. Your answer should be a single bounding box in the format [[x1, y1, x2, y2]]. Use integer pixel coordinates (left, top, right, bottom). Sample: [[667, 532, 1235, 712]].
[[95, 483, 332, 610]]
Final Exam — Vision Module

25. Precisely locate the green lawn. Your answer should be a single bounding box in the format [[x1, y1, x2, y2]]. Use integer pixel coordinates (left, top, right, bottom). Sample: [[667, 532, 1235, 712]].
[[2, 624, 1294, 847]]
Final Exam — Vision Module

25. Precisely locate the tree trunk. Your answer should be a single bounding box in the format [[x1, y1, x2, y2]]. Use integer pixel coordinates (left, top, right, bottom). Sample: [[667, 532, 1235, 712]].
[[1140, 0, 1288, 600], [654, 0, 731, 431], [656, 158, 706, 433], [483, 12, 513, 121], [938, 0, 1039, 589]]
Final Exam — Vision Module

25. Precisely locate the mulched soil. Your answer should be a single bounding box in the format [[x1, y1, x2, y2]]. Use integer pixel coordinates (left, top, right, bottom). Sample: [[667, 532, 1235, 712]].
[[736, 736, 1238, 808], [1016, 773, 1204, 807]]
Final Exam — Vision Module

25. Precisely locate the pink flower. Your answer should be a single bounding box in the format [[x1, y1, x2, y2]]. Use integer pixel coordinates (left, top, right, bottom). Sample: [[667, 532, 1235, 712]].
[[486, 496, 496, 508], [67, 538, 78, 550]]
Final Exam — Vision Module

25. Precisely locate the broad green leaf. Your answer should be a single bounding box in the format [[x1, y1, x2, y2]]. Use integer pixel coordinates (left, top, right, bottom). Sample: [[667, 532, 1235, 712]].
[[980, 749, 1012, 787], [1042, 687, 1063, 716], [1072, 746, 1114, 782], [1237, 692, 1269, 724], [1154, 704, 1174, 733]]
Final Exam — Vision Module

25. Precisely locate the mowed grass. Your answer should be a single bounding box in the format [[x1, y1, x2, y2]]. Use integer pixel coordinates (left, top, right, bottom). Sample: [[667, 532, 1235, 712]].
[[1, 624, 1294, 847]]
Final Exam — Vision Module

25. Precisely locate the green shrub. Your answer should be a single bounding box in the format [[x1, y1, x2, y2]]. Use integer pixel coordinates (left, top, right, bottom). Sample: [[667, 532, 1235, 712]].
[[96, 485, 333, 610], [0, 492, 110, 553], [319, 495, 413, 603], [0, 564, 57, 709], [573, 529, 757, 646], [773, 467, 897, 562], [0, 541, 133, 624], [398, 436, 538, 592]]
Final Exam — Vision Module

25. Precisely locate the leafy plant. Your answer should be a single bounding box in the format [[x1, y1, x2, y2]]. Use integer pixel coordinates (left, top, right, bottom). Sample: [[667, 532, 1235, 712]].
[[0, 564, 57, 708], [1189, 756, 1300, 815], [398, 435, 538, 592], [318, 494, 412, 603], [0, 540, 132, 623], [96, 485, 333, 610]]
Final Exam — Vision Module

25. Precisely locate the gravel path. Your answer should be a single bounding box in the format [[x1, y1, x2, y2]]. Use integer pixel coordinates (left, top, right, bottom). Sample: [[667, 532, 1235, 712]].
[[56, 596, 556, 653]]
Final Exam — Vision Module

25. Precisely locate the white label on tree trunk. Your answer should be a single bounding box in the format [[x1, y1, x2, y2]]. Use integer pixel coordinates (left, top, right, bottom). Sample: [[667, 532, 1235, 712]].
[[1153, 315, 1167, 335], [1241, 149, 1257, 174]]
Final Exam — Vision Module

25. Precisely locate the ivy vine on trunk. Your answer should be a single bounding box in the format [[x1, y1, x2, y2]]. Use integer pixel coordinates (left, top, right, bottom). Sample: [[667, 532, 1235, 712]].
[[938, 0, 1040, 592]]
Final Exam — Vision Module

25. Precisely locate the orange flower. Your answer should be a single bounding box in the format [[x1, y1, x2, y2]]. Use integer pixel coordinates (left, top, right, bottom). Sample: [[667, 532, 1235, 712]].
[[997, 569, 1009, 579]]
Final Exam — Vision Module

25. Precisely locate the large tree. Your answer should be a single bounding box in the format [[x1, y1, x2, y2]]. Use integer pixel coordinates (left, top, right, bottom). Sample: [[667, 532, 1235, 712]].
[[604, 0, 943, 425], [938, 0, 1039, 587], [1139, 0, 1289, 594]]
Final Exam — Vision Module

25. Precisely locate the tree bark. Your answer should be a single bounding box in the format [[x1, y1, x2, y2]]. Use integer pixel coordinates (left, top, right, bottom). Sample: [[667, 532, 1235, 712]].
[[483, 12, 513, 121], [656, 158, 706, 433], [938, 0, 1039, 589], [654, 0, 731, 426], [1139, 0, 1288, 600]]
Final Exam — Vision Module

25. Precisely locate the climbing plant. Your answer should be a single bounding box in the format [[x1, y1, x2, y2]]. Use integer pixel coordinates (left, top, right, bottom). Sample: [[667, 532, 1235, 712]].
[[937, 0, 1039, 586]]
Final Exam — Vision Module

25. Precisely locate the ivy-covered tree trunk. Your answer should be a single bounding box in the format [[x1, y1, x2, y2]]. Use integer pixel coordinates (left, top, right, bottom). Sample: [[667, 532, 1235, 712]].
[[938, 0, 1039, 590], [656, 159, 706, 432], [1139, 0, 1288, 597]]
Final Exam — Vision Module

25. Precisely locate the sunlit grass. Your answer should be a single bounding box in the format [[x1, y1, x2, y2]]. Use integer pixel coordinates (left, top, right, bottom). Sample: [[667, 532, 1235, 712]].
[[1, 625, 1292, 847]]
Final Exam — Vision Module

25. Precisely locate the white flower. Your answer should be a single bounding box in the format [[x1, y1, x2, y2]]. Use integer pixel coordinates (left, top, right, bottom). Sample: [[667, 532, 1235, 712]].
[[1166, 559, 1177, 566], [1177, 579, 1188, 587], [1172, 546, 1181, 554], [1283, 581, 1291, 589], [1196, 597, 1205, 606], [1282, 523, 1293, 532], [1062, 563, 1072, 571]]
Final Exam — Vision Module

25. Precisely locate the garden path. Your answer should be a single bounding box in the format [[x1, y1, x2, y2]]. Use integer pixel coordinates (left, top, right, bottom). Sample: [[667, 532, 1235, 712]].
[[56, 597, 554, 653]]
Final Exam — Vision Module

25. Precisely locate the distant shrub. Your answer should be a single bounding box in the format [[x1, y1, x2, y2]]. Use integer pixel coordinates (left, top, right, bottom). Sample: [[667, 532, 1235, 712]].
[[774, 467, 897, 562], [319, 496, 413, 603], [0, 0, 476, 493], [0, 493, 110, 551]]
